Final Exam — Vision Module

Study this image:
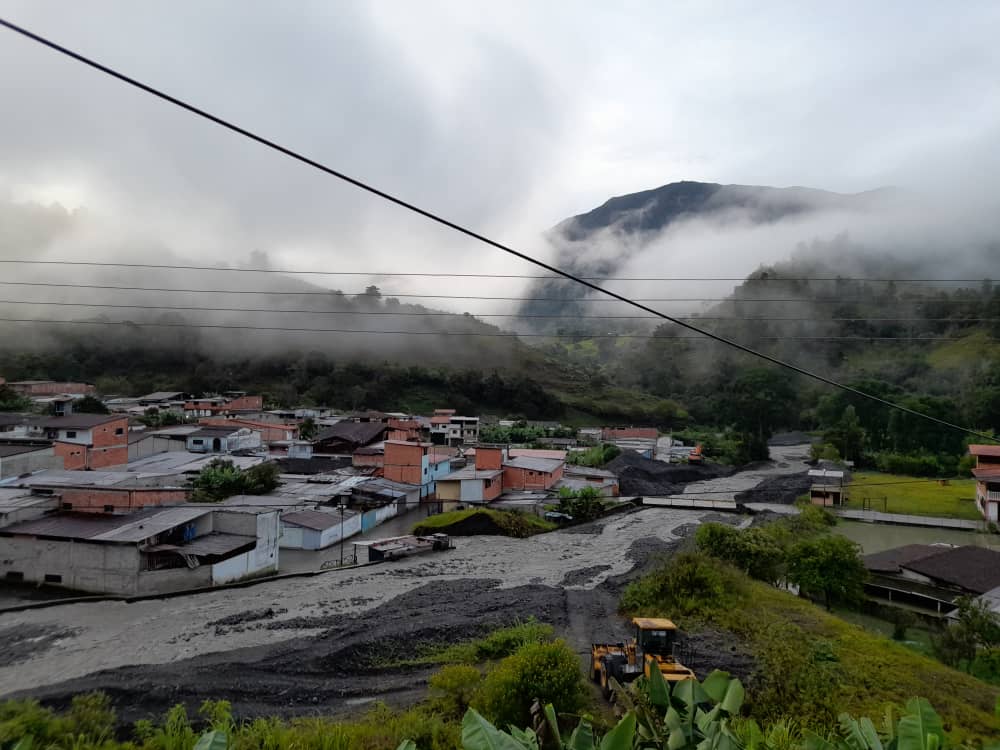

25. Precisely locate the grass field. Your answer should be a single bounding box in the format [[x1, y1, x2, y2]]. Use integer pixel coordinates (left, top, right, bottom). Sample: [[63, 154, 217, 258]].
[[847, 471, 981, 520]]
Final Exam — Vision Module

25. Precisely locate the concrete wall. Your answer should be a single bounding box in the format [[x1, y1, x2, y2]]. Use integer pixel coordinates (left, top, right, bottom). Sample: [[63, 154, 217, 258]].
[[1, 537, 144, 595], [0, 447, 61, 478], [129, 435, 188, 461], [138, 565, 213, 594], [280, 512, 362, 550]]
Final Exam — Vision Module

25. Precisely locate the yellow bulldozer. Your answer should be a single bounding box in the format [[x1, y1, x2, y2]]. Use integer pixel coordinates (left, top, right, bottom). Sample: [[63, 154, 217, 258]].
[[591, 617, 695, 699]]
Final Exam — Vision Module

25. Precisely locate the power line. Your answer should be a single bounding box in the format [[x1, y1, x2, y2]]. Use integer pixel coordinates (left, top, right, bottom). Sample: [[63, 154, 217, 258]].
[[0, 281, 987, 304], [1, 17, 995, 444], [0, 317, 972, 341], [0, 299, 996, 323], [0, 259, 994, 284]]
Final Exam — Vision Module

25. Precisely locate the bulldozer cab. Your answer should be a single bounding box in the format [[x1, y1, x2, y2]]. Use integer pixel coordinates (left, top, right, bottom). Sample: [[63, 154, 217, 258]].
[[632, 617, 678, 658]]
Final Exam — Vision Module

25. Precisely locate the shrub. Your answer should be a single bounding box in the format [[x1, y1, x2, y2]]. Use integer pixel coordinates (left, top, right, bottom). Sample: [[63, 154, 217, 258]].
[[474, 640, 584, 730], [428, 665, 482, 718], [620, 552, 745, 617], [696, 522, 785, 584]]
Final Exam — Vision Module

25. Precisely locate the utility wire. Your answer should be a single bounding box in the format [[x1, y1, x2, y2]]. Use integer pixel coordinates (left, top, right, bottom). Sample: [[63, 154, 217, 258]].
[[0, 317, 972, 341], [0, 281, 987, 304], [0, 259, 994, 285], [0, 299, 995, 323], [0, 16, 995, 443]]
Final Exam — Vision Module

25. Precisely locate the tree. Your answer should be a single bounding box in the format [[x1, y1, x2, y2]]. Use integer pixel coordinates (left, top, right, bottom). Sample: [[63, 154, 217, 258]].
[[71, 395, 110, 414], [0, 385, 30, 412], [556, 486, 605, 521], [822, 405, 864, 463], [299, 417, 318, 440], [787, 535, 867, 610], [190, 459, 279, 502], [716, 367, 798, 462]]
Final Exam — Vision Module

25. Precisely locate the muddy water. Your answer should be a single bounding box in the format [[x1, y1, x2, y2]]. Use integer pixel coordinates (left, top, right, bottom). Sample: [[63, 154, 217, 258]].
[[0, 445, 813, 700], [836, 520, 1000, 554], [665, 443, 812, 500], [0, 507, 708, 697]]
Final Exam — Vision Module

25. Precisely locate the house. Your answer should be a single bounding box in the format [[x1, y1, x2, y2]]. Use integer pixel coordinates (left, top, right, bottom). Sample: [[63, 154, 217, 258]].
[[0, 504, 280, 595], [382, 440, 453, 498], [128, 425, 201, 462], [5, 381, 95, 396], [435, 466, 503, 506], [0, 488, 61, 526], [503, 455, 565, 491], [280, 508, 360, 550], [429, 409, 480, 446], [602, 427, 658, 441], [969, 445, 1000, 522], [352, 444, 384, 468], [184, 394, 264, 419], [808, 469, 846, 507], [32, 414, 129, 470], [137, 391, 188, 407], [313, 421, 387, 453], [387, 417, 425, 442], [0, 441, 61, 478], [558, 466, 620, 497], [863, 543, 1000, 615], [186, 426, 262, 454], [3, 470, 189, 514], [198, 417, 298, 444]]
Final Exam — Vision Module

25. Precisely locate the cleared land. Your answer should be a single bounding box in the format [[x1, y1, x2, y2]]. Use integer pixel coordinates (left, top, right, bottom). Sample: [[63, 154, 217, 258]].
[[846, 471, 981, 520]]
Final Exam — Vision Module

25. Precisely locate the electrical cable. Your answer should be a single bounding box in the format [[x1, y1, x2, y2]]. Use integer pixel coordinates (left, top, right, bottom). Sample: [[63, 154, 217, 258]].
[[0, 280, 987, 304], [0, 259, 994, 284], [0, 16, 995, 442], [0, 298, 996, 323]]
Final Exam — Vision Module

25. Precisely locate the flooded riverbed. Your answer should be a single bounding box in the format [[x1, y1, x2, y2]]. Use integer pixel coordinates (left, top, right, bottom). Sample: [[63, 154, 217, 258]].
[[836, 519, 1000, 553]]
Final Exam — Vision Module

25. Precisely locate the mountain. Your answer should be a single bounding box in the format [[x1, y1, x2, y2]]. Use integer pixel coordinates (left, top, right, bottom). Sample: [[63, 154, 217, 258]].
[[518, 180, 895, 326]]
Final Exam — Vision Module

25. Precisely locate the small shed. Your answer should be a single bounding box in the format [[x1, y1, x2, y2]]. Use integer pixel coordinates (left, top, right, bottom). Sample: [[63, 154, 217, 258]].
[[808, 469, 845, 506], [280, 508, 360, 550]]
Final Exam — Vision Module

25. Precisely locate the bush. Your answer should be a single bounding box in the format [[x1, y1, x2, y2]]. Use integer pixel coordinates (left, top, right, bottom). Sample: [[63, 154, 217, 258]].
[[696, 523, 785, 584], [556, 486, 606, 521], [474, 640, 584, 730], [428, 665, 482, 718], [875, 452, 948, 477], [620, 552, 745, 617], [190, 459, 280, 502]]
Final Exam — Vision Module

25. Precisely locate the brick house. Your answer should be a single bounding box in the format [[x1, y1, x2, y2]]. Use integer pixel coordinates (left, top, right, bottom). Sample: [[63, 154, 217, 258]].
[[502, 455, 565, 491], [969, 445, 1000, 522], [34, 414, 129, 470], [382, 440, 452, 498]]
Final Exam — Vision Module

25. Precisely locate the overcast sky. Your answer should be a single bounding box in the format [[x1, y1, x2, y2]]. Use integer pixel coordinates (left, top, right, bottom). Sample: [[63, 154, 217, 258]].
[[1, 1, 999, 298]]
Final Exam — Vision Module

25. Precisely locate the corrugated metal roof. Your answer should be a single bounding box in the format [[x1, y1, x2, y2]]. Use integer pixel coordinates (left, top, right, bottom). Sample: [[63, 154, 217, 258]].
[[0, 506, 209, 542], [807, 469, 845, 479], [508, 449, 568, 460], [35, 414, 124, 429], [282, 509, 348, 531], [0, 444, 50, 457], [503, 456, 564, 472], [972, 467, 1000, 479], [970, 445, 1000, 457], [91, 506, 211, 542], [440, 467, 503, 481]]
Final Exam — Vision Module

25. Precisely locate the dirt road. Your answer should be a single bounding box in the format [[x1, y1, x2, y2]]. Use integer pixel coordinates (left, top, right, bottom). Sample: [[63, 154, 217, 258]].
[[0, 445, 809, 721]]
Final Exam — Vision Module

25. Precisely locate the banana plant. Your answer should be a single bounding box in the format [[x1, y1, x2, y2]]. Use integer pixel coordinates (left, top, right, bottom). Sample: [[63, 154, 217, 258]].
[[802, 699, 946, 750], [610, 667, 746, 750], [458, 706, 636, 750]]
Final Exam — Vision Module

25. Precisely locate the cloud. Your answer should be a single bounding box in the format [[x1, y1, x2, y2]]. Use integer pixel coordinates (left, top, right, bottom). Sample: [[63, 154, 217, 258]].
[[0, 0, 998, 319]]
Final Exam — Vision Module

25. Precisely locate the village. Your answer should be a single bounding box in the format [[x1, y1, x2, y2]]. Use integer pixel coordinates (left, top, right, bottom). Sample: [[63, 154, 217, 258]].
[[1, 376, 1000, 627], [0, 377, 696, 598]]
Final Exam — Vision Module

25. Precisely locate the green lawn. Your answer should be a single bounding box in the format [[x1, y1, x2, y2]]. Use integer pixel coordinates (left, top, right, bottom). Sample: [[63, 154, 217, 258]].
[[847, 471, 981, 520], [413, 508, 556, 537]]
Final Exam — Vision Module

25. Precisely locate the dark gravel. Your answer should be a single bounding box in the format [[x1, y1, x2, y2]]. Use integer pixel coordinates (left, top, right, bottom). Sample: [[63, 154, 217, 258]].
[[0, 625, 79, 668], [735, 473, 813, 505], [604, 452, 736, 496]]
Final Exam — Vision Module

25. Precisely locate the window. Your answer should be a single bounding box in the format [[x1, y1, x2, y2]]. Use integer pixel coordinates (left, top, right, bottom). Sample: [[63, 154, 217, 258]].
[[5, 571, 24, 581], [62, 502, 73, 510], [44, 574, 62, 584], [193, 439, 203, 445], [103, 504, 114, 513], [115, 427, 124, 435], [66, 431, 77, 438]]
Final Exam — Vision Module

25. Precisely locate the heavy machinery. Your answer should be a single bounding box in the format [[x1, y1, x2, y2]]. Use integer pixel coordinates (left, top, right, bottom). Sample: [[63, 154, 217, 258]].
[[688, 444, 704, 464], [591, 617, 695, 698]]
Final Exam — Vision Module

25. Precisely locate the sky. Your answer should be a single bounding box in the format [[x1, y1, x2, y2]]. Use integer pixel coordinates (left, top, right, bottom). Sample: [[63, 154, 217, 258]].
[[0, 1, 999, 309]]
